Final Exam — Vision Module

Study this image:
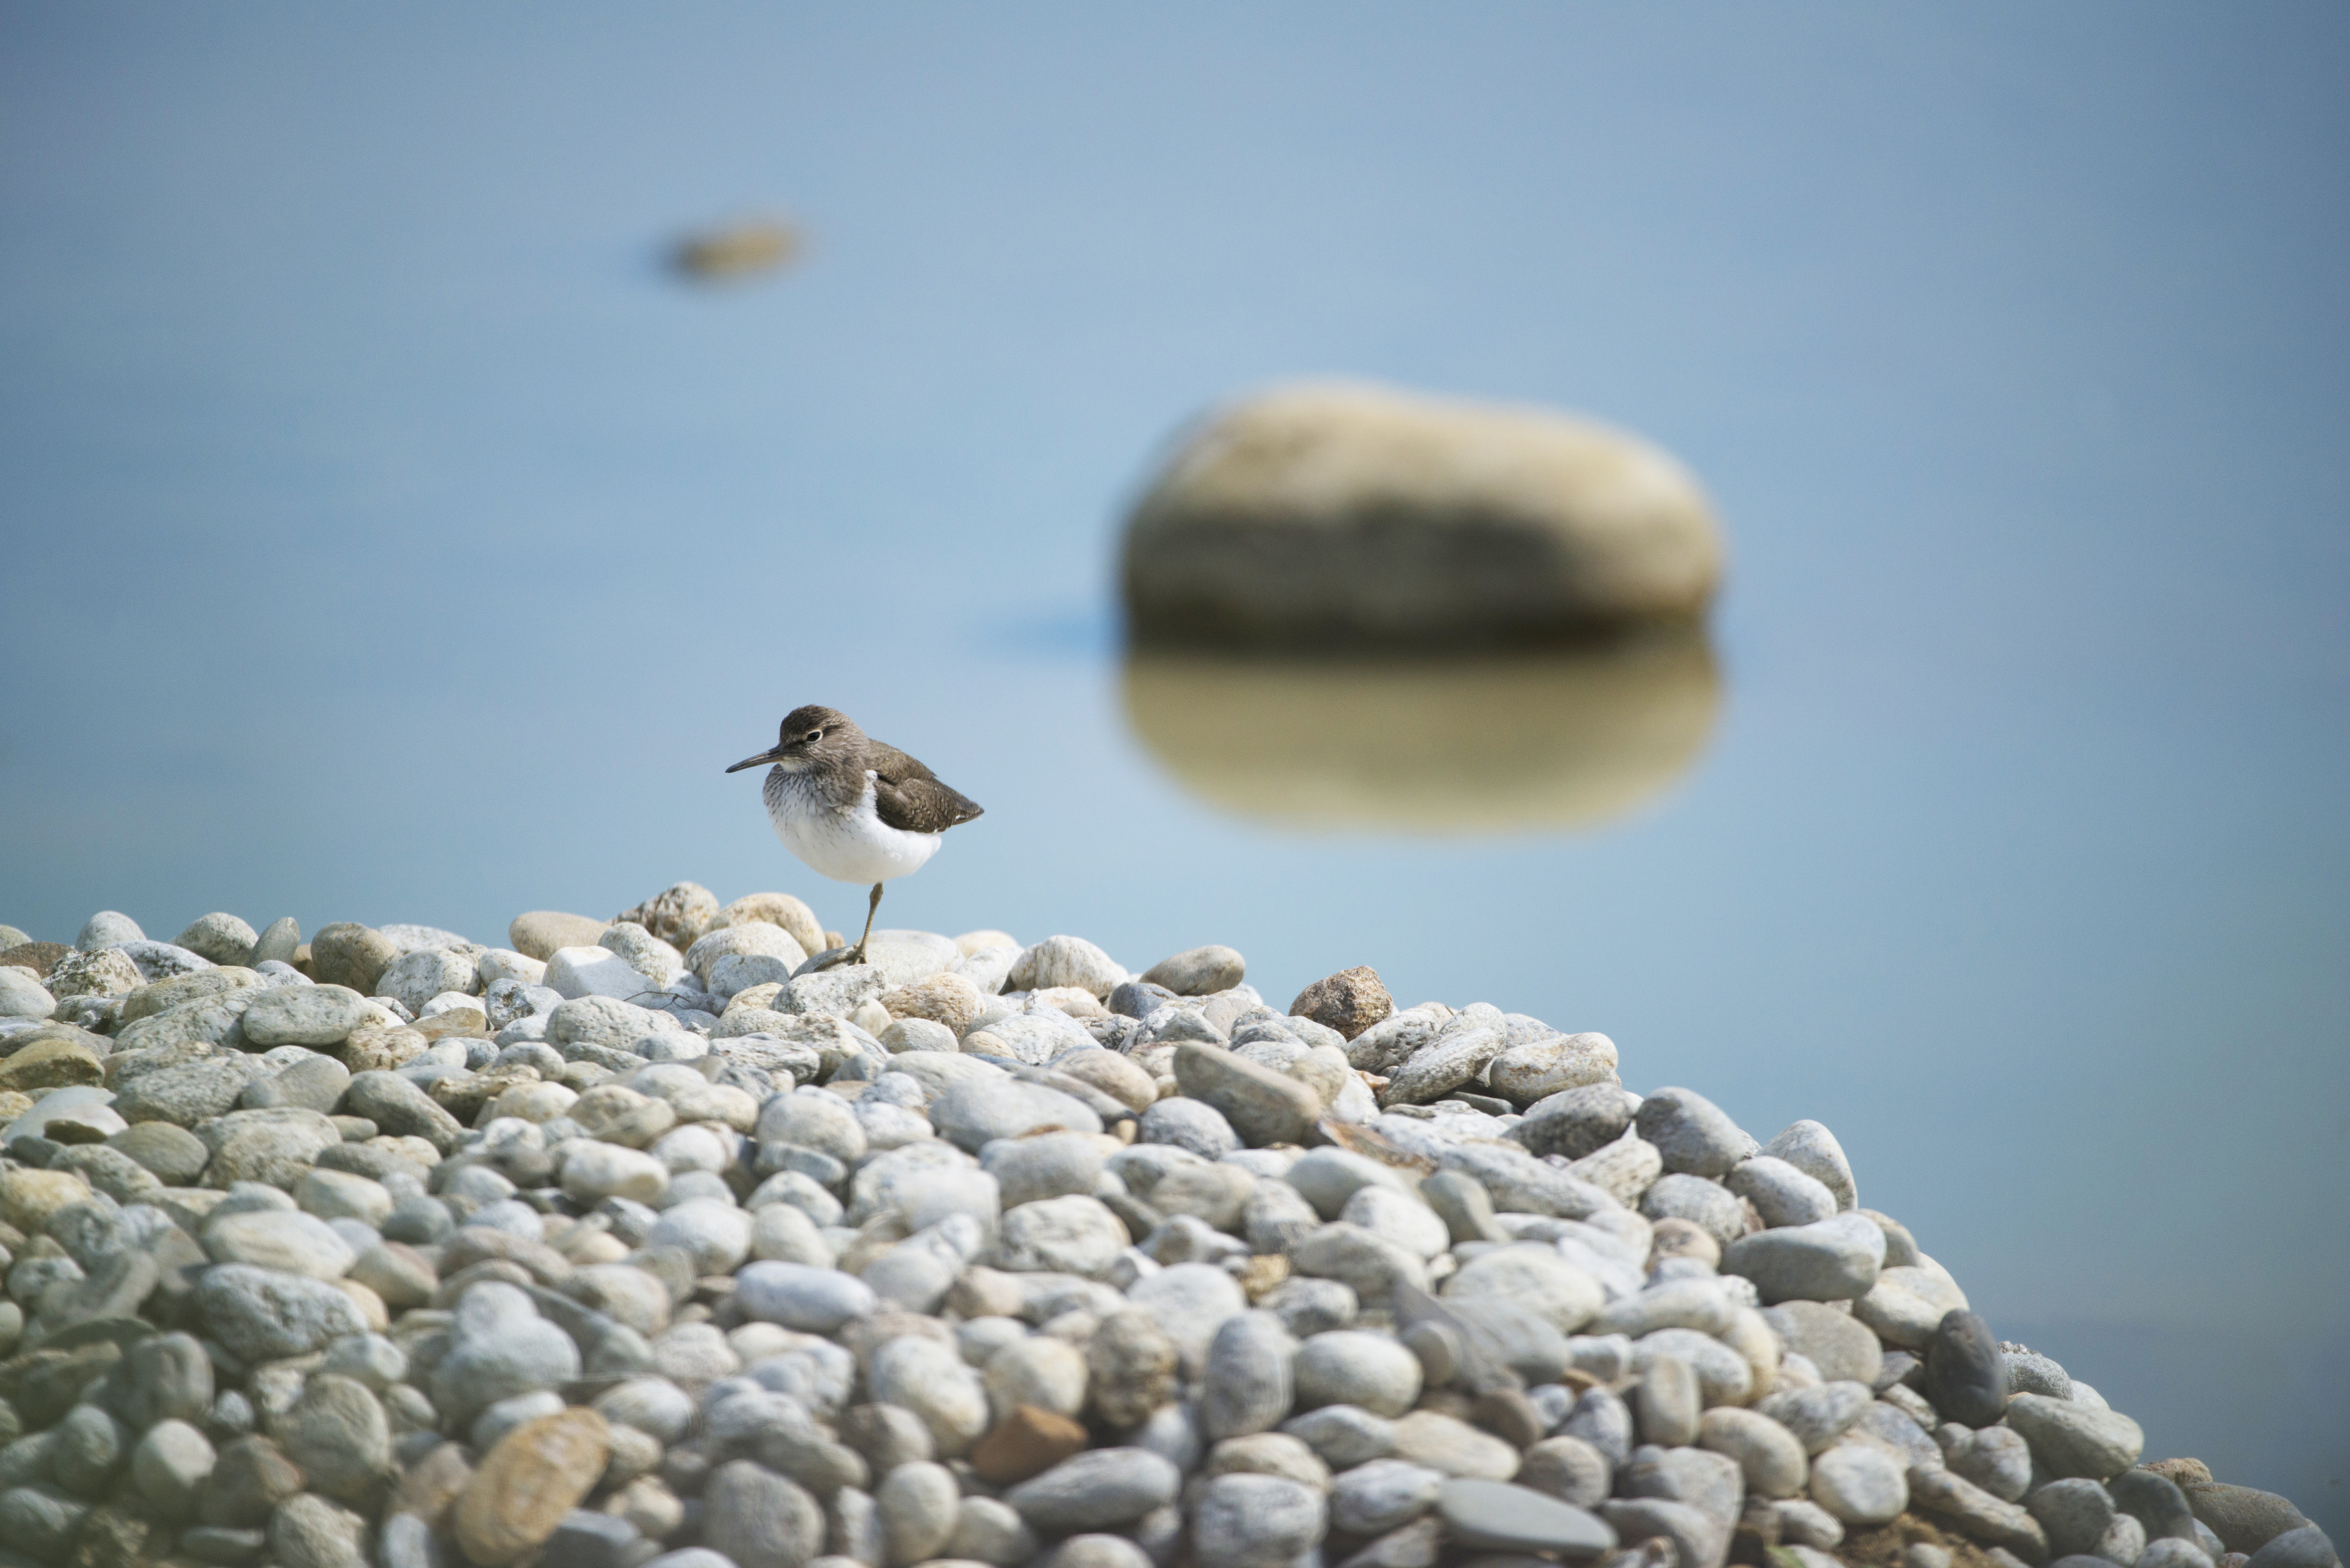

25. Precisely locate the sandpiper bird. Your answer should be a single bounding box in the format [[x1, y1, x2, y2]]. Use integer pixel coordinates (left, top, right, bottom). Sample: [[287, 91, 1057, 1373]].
[[725, 705, 983, 968]]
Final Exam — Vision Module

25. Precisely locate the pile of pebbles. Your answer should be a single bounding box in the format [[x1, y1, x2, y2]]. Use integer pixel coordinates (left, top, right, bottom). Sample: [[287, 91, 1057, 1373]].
[[0, 886, 2332, 1568]]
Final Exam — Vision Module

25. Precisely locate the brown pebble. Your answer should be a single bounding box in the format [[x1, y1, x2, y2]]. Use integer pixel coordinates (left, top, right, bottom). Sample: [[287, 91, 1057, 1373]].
[[969, 1404, 1089, 1485], [1287, 966, 1394, 1040], [0, 942, 70, 979], [453, 1408, 610, 1567]]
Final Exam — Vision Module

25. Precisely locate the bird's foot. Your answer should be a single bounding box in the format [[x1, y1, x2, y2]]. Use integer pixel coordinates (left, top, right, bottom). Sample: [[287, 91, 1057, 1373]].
[[802, 943, 872, 974]]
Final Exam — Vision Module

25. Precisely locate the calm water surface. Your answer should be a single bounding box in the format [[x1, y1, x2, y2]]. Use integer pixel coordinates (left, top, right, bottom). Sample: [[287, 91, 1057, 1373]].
[[2, 4, 2344, 1526]]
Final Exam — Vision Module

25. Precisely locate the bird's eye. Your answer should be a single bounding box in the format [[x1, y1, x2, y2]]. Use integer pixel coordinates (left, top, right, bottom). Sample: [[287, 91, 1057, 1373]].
[[805, 729, 823, 743]]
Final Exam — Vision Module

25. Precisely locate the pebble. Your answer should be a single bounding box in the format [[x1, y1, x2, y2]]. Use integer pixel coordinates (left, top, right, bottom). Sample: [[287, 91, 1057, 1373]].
[[1638, 1172, 1748, 1247], [1192, 1472, 1330, 1568], [1140, 945, 1246, 996], [1908, 1467, 2051, 1558], [202, 1208, 357, 1278], [1923, 1308, 2011, 1428], [736, 1261, 876, 1332], [1699, 1407, 1807, 1498], [1949, 1423, 2034, 1502], [991, 1193, 1128, 1278], [1721, 1212, 1886, 1303], [869, 1333, 990, 1455], [1759, 1381, 1875, 1454], [77, 910, 147, 948], [132, 1417, 217, 1517], [1515, 1434, 1611, 1508], [1856, 1263, 1972, 1349], [1391, 1409, 1521, 1480], [0, 967, 55, 1019], [1331, 1458, 1446, 1535], [198, 1264, 368, 1361], [1443, 1243, 1605, 1332], [2112, 1468, 2201, 1543], [971, 1402, 1088, 1485], [1006, 1447, 1182, 1530], [1006, 936, 1127, 999], [1762, 1300, 1885, 1388], [701, 1458, 822, 1568], [1490, 1031, 1621, 1108], [1381, 1022, 1509, 1106], [2006, 1392, 2146, 1479], [876, 1459, 960, 1564], [1289, 966, 1394, 1040], [1112, 1109, 1224, 1177], [239, 985, 372, 1047], [270, 1492, 371, 1568], [1278, 1329, 1418, 1420], [933, 1076, 1103, 1152], [1172, 1041, 1323, 1146], [1123, 1261, 1243, 1374], [1726, 1155, 1838, 1227], [276, 1374, 392, 1504], [1440, 1477, 1619, 1557], [2187, 1483, 2314, 1555], [1810, 1441, 1909, 1524], [1633, 1087, 1755, 1176], [427, 1282, 582, 1425], [1636, 1354, 1702, 1446], [2005, 1343, 2074, 1400], [2033, 1477, 2121, 1556], [2248, 1527, 2339, 1568], [1200, 1309, 1297, 1439], [558, 1141, 670, 1204]]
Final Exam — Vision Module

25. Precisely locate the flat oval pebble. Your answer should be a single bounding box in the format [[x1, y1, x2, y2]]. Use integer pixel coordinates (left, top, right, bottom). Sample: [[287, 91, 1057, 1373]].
[[1437, 1477, 1619, 1557]]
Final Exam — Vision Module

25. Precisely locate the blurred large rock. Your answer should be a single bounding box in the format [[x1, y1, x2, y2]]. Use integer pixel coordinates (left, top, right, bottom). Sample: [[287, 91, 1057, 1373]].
[[1121, 382, 1723, 648]]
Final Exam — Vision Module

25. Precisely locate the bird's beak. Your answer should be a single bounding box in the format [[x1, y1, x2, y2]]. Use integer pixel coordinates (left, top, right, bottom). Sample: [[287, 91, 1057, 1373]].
[[725, 744, 790, 774]]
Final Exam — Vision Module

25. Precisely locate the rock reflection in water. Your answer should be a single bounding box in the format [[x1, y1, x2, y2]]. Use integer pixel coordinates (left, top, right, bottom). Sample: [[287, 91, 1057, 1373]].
[[1120, 634, 1722, 834]]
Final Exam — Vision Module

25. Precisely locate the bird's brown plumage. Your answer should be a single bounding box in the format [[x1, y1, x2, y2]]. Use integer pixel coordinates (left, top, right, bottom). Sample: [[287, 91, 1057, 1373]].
[[866, 741, 984, 834], [768, 704, 984, 835]]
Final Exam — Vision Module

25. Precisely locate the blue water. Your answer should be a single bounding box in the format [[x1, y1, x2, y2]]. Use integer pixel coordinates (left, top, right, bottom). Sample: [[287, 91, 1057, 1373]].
[[3, 3, 2345, 1528]]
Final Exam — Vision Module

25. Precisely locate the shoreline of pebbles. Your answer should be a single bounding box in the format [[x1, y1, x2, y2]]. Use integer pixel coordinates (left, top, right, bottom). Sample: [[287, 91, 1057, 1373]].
[[0, 884, 2332, 1568]]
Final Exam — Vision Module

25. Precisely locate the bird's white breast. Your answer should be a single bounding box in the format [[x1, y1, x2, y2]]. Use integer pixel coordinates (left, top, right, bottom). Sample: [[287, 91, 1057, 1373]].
[[765, 768, 943, 885]]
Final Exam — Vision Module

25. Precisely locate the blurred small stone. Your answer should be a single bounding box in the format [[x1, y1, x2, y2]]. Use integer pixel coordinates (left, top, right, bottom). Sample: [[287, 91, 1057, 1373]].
[[671, 219, 800, 281]]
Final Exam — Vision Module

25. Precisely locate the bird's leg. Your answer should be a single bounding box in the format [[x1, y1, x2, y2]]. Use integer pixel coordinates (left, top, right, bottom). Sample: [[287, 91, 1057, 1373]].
[[848, 882, 883, 966]]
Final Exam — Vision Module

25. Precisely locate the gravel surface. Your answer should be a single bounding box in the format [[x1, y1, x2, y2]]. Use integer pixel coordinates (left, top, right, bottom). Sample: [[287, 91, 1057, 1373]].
[[0, 887, 2330, 1568]]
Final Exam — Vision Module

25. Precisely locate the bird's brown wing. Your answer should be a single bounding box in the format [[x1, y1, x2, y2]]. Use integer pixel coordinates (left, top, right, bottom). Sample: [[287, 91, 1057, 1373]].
[[867, 742, 984, 834]]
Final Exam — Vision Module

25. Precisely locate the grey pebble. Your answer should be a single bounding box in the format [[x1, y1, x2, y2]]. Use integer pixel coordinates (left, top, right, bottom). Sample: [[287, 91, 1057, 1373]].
[[1638, 1172, 1748, 1248], [1720, 1212, 1885, 1303], [1633, 1087, 1756, 1177], [1725, 1155, 1838, 1228], [1634, 1355, 1701, 1447], [1200, 1310, 1297, 1441], [1006, 1447, 1182, 1531], [1562, 1385, 1637, 1468], [1330, 1458, 1446, 1536], [1191, 1472, 1329, 1568], [1281, 1404, 1397, 1469]]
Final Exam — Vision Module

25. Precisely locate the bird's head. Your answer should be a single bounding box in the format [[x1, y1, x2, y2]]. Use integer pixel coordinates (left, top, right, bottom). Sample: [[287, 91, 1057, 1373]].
[[726, 705, 861, 775]]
